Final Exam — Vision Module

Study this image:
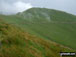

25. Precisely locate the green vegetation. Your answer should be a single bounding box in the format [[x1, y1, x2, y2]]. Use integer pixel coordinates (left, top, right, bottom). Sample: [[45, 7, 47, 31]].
[[0, 8, 76, 57], [0, 20, 74, 57]]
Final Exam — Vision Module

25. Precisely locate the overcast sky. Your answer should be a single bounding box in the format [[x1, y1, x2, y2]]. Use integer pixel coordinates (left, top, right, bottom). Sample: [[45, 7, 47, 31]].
[[0, 0, 76, 15]]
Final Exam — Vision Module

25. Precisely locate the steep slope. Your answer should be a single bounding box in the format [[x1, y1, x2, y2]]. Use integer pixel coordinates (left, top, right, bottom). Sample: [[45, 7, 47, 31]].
[[0, 8, 76, 50], [0, 19, 74, 57]]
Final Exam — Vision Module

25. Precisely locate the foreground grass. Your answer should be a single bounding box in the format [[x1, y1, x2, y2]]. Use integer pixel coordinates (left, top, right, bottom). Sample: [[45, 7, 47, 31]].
[[0, 21, 75, 57]]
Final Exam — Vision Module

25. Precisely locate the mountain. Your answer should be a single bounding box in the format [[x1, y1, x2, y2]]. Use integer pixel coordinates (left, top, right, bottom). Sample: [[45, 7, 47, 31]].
[[17, 8, 76, 22], [0, 7, 76, 51]]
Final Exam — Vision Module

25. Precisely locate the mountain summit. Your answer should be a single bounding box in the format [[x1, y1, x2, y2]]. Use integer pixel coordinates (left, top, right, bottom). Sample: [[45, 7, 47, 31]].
[[17, 8, 76, 22]]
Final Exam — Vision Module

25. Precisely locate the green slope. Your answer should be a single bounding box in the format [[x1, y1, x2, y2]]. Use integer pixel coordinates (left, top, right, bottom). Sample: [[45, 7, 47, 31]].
[[0, 19, 74, 57], [0, 8, 76, 50], [17, 8, 76, 22]]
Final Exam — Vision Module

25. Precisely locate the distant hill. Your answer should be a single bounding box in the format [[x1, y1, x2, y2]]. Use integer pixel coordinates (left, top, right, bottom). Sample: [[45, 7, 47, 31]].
[[17, 8, 76, 22], [0, 8, 76, 50]]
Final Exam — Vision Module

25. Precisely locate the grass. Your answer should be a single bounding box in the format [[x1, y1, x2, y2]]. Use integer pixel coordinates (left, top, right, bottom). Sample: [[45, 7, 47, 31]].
[[0, 20, 75, 57]]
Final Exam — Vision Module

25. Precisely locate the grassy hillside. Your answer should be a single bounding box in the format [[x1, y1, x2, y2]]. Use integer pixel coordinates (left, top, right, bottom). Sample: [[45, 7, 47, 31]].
[[0, 8, 76, 50], [17, 8, 76, 22], [0, 20, 74, 57]]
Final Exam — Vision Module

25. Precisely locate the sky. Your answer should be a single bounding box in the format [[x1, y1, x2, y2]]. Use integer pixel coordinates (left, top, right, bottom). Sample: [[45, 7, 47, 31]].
[[0, 0, 76, 15]]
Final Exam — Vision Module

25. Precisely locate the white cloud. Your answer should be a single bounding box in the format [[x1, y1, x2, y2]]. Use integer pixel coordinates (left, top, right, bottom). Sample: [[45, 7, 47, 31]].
[[14, 1, 33, 12], [0, 1, 33, 15]]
